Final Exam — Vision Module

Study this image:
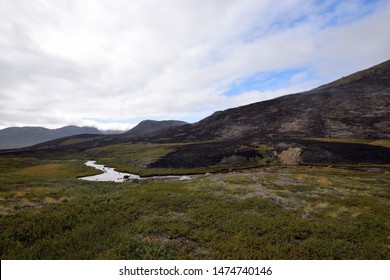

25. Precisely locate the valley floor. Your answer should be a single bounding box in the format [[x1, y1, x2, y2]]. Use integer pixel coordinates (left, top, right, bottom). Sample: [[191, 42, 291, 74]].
[[0, 158, 389, 259]]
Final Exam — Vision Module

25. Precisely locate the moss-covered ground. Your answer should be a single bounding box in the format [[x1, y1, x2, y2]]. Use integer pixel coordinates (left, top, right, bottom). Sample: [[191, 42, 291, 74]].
[[0, 151, 389, 260], [0, 140, 389, 259]]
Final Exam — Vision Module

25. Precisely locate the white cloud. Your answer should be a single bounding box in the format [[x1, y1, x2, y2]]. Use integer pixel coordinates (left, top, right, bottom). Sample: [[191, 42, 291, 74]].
[[0, 0, 389, 129], [79, 120, 136, 132]]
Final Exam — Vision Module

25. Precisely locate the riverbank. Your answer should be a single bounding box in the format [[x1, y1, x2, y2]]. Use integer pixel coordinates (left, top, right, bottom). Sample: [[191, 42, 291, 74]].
[[79, 160, 191, 182]]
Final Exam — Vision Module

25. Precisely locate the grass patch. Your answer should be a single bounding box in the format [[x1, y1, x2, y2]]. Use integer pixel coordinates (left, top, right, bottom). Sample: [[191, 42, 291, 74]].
[[304, 138, 390, 148], [0, 158, 42, 173], [0, 156, 389, 259], [83, 142, 177, 166]]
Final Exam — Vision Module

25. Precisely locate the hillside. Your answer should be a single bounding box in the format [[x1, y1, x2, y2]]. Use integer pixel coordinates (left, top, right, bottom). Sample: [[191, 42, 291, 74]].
[[125, 120, 188, 136], [145, 60, 390, 167], [140, 60, 390, 142], [0, 126, 101, 149]]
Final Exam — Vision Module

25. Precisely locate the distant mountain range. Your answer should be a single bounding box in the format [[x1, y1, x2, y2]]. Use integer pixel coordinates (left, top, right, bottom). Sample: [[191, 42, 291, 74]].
[[1, 59, 389, 166], [0, 126, 102, 149], [0, 120, 189, 150]]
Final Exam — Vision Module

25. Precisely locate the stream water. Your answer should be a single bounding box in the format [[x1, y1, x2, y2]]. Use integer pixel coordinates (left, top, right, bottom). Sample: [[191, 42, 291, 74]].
[[79, 161, 191, 182]]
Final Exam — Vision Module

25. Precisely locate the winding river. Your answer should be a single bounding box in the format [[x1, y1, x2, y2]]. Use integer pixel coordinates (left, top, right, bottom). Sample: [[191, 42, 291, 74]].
[[79, 161, 191, 182]]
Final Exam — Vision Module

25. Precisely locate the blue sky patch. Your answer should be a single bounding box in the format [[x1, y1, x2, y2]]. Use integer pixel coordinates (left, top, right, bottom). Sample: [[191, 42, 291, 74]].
[[223, 68, 310, 97], [317, 0, 381, 28]]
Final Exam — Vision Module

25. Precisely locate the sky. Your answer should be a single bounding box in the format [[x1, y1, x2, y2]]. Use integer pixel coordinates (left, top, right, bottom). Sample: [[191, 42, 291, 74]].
[[0, 0, 389, 131]]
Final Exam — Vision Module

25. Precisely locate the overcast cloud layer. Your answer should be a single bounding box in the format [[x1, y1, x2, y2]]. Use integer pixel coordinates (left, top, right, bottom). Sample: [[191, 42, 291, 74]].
[[1, 0, 389, 130]]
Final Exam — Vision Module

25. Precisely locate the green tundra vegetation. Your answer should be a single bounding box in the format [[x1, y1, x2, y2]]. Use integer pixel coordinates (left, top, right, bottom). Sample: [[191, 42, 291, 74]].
[[0, 142, 389, 259]]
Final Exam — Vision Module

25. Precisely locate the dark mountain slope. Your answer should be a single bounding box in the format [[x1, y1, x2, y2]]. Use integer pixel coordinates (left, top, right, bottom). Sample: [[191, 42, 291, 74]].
[[125, 120, 188, 136], [0, 126, 101, 149], [141, 60, 390, 142], [145, 59, 390, 167]]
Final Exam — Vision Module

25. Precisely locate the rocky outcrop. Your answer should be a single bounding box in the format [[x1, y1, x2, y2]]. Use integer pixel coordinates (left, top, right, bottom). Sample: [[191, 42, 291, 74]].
[[278, 147, 301, 165]]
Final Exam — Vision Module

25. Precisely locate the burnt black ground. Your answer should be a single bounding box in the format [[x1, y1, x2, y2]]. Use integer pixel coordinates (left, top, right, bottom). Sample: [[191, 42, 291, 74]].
[[148, 140, 265, 168], [274, 139, 390, 165], [148, 138, 390, 168]]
